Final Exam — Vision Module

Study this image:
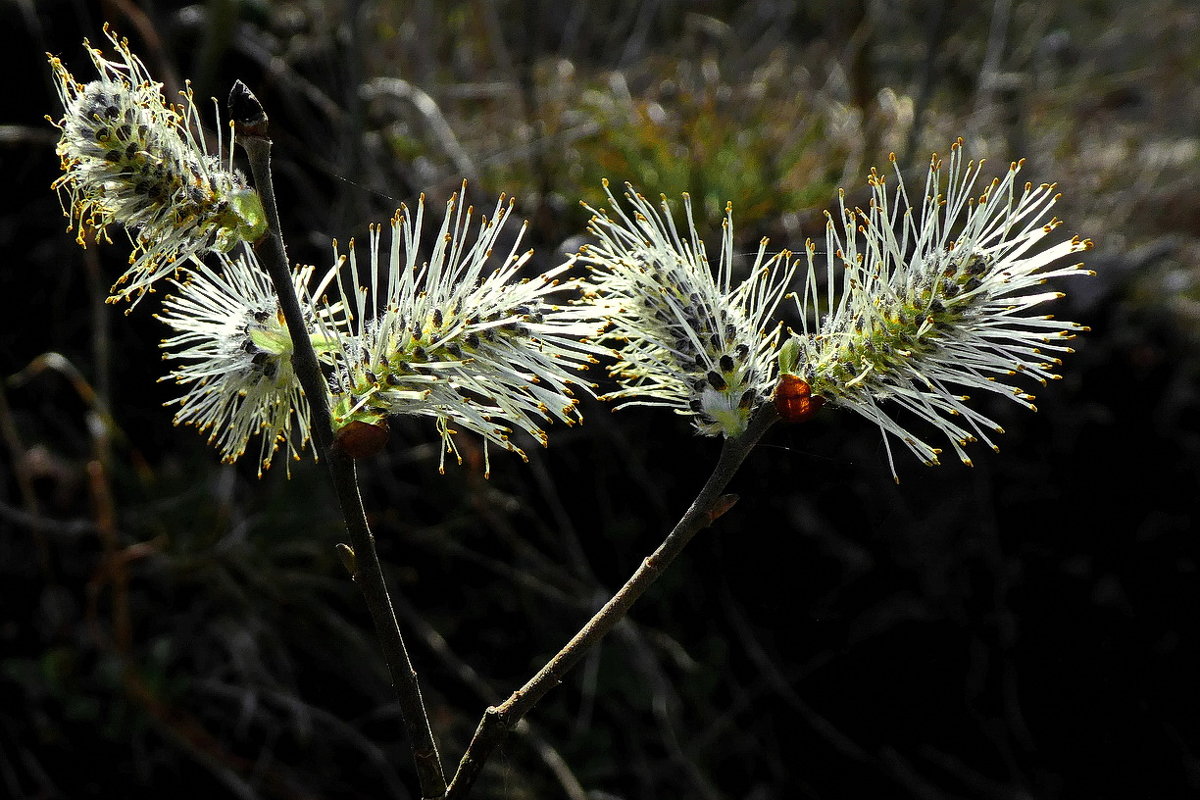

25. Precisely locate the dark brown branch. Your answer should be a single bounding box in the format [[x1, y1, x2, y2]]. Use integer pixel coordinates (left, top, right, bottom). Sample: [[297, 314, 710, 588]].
[[229, 81, 447, 800], [444, 403, 781, 798]]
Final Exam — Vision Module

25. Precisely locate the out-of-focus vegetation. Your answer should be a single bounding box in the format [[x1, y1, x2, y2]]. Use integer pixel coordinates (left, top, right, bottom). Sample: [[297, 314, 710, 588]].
[[2, 1, 1198, 798]]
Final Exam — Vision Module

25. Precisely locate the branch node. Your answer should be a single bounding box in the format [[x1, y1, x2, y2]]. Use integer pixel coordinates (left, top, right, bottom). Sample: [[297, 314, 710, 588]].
[[707, 494, 740, 525], [335, 542, 357, 578]]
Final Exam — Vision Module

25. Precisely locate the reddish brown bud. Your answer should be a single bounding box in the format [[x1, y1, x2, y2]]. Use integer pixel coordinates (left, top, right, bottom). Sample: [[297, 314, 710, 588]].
[[773, 374, 825, 423], [334, 419, 390, 459]]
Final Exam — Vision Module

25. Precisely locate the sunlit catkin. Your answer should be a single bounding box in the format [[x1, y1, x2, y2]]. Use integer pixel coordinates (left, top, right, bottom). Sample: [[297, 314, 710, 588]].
[[48, 26, 266, 303]]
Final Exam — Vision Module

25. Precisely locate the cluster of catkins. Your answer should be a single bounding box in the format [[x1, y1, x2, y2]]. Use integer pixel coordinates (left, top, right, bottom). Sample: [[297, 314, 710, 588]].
[[49, 29, 1092, 480]]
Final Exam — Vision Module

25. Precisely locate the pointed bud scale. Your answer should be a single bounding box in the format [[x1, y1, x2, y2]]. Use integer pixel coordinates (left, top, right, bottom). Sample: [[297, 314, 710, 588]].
[[777, 335, 802, 376], [334, 419, 390, 459]]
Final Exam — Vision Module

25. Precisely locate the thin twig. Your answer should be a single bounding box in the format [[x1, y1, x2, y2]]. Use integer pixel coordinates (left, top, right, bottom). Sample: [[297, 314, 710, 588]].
[[229, 81, 448, 800], [445, 403, 780, 798], [391, 594, 590, 800]]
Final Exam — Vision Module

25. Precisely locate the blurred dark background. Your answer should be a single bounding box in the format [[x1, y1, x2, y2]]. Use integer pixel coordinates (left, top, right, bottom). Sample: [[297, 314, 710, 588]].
[[2, 1, 1199, 798]]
